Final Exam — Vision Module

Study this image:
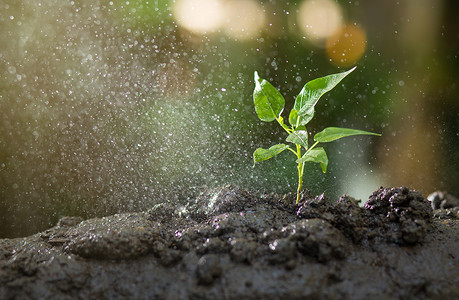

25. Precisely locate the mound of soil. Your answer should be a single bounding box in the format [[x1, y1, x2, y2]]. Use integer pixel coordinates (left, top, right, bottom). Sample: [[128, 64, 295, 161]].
[[1, 186, 458, 299]]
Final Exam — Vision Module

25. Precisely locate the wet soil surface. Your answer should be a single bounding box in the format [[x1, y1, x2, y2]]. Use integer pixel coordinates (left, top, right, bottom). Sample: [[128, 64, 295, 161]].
[[1, 186, 458, 299]]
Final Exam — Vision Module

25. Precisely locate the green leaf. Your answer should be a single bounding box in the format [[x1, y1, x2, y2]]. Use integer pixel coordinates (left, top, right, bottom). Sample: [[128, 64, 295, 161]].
[[297, 147, 328, 173], [286, 130, 308, 149], [288, 109, 301, 128], [294, 67, 356, 125], [253, 71, 285, 122], [253, 144, 290, 164], [314, 127, 381, 143]]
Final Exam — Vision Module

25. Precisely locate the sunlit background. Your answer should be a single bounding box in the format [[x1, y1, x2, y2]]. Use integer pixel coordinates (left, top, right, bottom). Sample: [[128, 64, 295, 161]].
[[1, 0, 458, 237]]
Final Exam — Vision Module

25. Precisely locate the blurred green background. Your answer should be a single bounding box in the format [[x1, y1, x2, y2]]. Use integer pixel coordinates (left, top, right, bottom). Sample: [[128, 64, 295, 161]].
[[1, 0, 458, 237]]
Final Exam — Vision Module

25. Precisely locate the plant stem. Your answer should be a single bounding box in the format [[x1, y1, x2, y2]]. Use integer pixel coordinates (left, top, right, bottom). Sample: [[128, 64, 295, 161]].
[[306, 141, 319, 155], [276, 118, 293, 134], [296, 143, 303, 204], [295, 141, 319, 203]]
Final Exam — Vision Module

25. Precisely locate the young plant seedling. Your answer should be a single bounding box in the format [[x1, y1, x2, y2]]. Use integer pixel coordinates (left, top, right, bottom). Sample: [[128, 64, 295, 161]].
[[252, 67, 381, 204]]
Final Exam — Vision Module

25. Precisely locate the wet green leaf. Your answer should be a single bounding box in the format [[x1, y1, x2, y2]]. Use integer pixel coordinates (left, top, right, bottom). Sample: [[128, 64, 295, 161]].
[[253, 72, 285, 122], [286, 129, 308, 149], [253, 144, 290, 164], [314, 127, 381, 143], [294, 67, 356, 125], [297, 147, 328, 173]]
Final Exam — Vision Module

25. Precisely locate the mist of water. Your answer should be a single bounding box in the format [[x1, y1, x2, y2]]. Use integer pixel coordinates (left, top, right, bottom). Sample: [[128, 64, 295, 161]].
[[1, 0, 457, 237]]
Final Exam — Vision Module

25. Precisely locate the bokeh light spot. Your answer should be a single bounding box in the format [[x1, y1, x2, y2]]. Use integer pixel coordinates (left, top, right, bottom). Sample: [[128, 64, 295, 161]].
[[223, 0, 265, 40], [173, 0, 224, 34], [326, 24, 367, 67], [297, 0, 343, 42]]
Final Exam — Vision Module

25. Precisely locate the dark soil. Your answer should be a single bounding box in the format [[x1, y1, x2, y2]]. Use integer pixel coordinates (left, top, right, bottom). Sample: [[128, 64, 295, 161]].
[[1, 186, 458, 299]]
